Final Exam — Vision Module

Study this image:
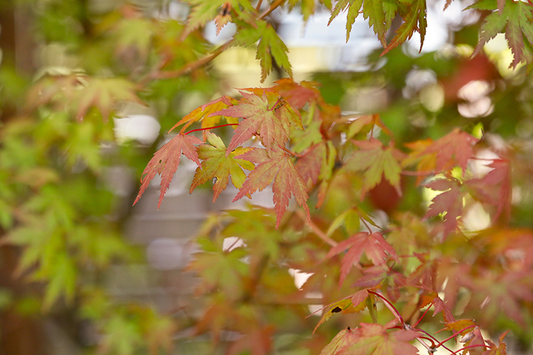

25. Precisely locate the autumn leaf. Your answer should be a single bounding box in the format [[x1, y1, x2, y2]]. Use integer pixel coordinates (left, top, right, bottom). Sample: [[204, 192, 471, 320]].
[[170, 95, 237, 133], [326, 232, 397, 286], [190, 132, 255, 201], [214, 3, 232, 35], [232, 146, 310, 228], [419, 292, 455, 323], [483, 331, 509, 355], [273, 78, 323, 109], [212, 89, 302, 155], [319, 327, 360, 355], [76, 77, 143, 121], [466, 158, 511, 222], [296, 142, 327, 187], [419, 128, 478, 174], [334, 323, 420, 355], [133, 133, 203, 208], [402, 138, 435, 185], [438, 319, 476, 336], [226, 325, 274, 355], [313, 291, 369, 333], [424, 178, 464, 235], [344, 139, 403, 198]]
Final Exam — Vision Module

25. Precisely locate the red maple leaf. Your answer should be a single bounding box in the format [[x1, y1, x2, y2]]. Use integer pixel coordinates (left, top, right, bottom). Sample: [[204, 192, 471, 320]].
[[272, 78, 322, 109], [233, 146, 310, 228], [326, 232, 397, 286], [422, 128, 478, 173], [466, 158, 511, 223], [211, 89, 302, 155], [133, 133, 203, 208], [296, 142, 327, 187], [424, 178, 464, 235]]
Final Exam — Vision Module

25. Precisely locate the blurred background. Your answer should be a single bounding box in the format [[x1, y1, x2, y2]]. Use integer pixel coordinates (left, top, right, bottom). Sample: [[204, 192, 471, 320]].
[[1, 0, 533, 354]]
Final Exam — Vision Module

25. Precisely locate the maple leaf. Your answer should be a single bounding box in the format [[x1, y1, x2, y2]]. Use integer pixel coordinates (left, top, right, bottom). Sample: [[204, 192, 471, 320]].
[[319, 327, 360, 355], [214, 3, 232, 35], [466, 159, 511, 223], [338, 323, 419, 355], [410, 128, 478, 174], [469, 0, 533, 69], [232, 21, 292, 81], [402, 138, 435, 185], [418, 292, 455, 323], [181, 0, 255, 39], [353, 266, 406, 302], [313, 290, 370, 333], [483, 331, 509, 355], [76, 77, 143, 121], [326, 232, 398, 286], [382, 0, 426, 55], [344, 139, 404, 198], [296, 142, 327, 187], [133, 133, 203, 208], [169, 95, 237, 133], [424, 178, 464, 235], [211, 90, 302, 155], [232, 146, 310, 228], [190, 132, 255, 202], [439, 319, 476, 336], [226, 325, 274, 355], [273, 78, 323, 109]]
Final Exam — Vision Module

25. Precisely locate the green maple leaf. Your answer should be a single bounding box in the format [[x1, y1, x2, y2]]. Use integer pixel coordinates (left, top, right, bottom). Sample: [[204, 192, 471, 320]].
[[76, 77, 143, 121], [469, 0, 533, 69], [233, 21, 292, 81], [382, 0, 426, 55], [133, 133, 203, 208], [212, 89, 302, 155], [344, 139, 403, 198], [190, 132, 255, 201], [363, 0, 388, 45], [233, 146, 310, 228]]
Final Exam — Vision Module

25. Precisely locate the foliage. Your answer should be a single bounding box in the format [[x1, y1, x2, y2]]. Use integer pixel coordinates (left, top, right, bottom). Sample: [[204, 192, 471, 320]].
[[2, 0, 533, 354]]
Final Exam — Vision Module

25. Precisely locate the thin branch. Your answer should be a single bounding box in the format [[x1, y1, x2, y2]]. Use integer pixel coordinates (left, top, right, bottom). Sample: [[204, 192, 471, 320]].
[[435, 325, 476, 349], [185, 123, 238, 135], [259, 0, 284, 19], [148, 39, 235, 82], [296, 209, 337, 247], [255, 0, 264, 12], [401, 170, 434, 176], [368, 290, 404, 325], [451, 344, 488, 355], [412, 302, 434, 328], [360, 217, 374, 234]]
